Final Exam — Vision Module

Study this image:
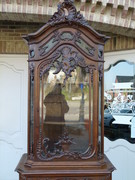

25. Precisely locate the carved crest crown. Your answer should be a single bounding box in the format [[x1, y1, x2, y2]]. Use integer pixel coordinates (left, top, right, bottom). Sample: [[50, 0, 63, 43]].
[[47, 0, 89, 26]]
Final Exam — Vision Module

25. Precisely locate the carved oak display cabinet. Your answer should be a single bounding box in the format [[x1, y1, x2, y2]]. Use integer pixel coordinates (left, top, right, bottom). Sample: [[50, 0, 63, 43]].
[[16, 0, 115, 179]]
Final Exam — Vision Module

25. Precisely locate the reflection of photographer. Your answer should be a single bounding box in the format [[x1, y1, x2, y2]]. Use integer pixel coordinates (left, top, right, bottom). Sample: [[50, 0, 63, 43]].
[[43, 83, 69, 151]]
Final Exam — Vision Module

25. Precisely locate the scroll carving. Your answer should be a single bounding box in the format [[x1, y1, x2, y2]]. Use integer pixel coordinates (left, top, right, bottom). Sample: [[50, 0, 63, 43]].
[[47, 0, 89, 27], [39, 46, 48, 56], [58, 31, 81, 42], [37, 123, 93, 161], [39, 46, 96, 85], [39, 31, 75, 56], [38, 30, 96, 58], [39, 32, 59, 56]]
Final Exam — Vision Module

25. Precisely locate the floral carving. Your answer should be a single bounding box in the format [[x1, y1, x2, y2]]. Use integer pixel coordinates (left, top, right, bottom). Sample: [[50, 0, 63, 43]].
[[55, 128, 76, 147], [47, 0, 89, 27]]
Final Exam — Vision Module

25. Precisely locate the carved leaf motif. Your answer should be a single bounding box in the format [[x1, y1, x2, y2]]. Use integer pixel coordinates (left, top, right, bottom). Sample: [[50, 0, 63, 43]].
[[60, 32, 74, 41]]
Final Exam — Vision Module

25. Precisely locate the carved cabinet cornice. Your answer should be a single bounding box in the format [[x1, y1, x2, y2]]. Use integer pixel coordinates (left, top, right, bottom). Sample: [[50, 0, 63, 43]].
[[16, 0, 115, 179]]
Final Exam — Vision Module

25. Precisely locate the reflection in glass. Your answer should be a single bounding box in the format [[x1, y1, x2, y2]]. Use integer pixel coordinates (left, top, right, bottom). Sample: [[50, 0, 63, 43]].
[[104, 61, 135, 143], [43, 83, 69, 152], [39, 67, 90, 158]]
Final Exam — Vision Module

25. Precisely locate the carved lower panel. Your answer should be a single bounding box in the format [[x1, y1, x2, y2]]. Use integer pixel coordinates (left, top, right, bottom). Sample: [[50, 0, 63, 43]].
[[24, 175, 111, 180]]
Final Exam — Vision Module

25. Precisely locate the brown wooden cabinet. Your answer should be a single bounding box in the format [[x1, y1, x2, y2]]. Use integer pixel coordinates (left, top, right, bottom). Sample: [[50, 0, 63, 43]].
[[16, 0, 115, 179]]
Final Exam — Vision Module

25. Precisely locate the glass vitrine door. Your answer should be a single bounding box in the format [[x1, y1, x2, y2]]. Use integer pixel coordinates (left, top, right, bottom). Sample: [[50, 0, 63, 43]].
[[36, 65, 94, 160]]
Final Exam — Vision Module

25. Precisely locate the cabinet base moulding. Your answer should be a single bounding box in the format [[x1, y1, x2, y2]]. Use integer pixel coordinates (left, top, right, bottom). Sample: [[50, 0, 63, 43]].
[[15, 154, 115, 180]]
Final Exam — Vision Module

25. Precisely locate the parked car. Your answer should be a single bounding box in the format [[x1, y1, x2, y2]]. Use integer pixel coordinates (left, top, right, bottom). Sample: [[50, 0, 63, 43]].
[[104, 109, 115, 127]]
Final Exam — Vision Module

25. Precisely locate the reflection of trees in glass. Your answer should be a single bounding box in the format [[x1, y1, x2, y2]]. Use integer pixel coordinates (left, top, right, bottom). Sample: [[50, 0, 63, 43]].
[[62, 68, 89, 101]]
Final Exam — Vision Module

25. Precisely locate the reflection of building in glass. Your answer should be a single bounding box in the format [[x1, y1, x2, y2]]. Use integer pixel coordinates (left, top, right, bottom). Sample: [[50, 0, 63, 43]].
[[112, 75, 134, 101]]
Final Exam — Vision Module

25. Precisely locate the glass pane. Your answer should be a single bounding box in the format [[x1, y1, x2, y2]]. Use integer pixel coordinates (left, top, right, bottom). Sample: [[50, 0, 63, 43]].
[[39, 67, 91, 159], [104, 61, 135, 143], [39, 37, 58, 56], [76, 38, 95, 56], [30, 73, 34, 156]]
